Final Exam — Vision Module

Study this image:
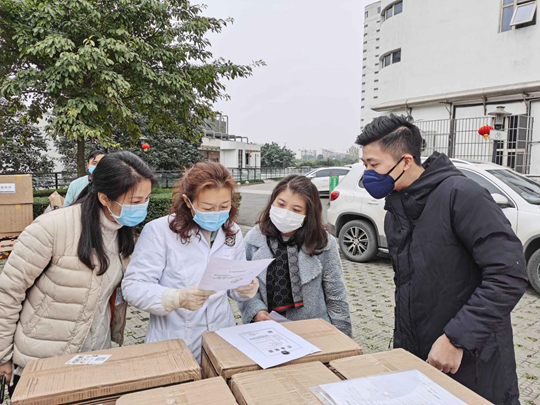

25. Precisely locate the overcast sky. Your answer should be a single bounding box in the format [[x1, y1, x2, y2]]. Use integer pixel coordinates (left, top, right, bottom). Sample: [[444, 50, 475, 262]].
[[202, 0, 372, 153]]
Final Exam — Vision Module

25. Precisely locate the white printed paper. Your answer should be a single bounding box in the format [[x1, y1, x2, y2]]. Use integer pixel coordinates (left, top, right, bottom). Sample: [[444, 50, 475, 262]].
[[198, 257, 274, 291], [269, 311, 291, 323], [65, 354, 111, 365], [216, 320, 321, 369], [0, 183, 15, 194], [310, 369, 467, 405]]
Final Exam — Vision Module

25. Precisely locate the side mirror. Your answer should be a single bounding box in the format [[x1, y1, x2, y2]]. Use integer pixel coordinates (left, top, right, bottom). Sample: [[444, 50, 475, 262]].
[[491, 193, 512, 208]]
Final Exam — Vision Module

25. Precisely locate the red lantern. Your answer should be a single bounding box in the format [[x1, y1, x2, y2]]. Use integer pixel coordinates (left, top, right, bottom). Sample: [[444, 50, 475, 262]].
[[141, 143, 150, 152], [478, 125, 493, 140], [210, 152, 215, 156]]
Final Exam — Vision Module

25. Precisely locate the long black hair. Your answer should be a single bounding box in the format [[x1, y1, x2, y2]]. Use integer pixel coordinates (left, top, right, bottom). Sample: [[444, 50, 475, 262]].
[[76, 151, 156, 275]]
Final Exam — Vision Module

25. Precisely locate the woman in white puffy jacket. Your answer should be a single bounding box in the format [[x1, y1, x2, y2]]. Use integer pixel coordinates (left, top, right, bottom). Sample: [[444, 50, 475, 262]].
[[122, 162, 258, 363]]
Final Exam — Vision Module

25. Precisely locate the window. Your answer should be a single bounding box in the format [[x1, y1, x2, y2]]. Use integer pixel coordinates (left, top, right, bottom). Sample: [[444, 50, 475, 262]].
[[238, 150, 243, 168], [382, 1, 403, 21], [511, 1, 537, 25], [381, 49, 401, 68], [332, 169, 350, 176], [365, 11, 369, 18], [488, 169, 540, 204], [316, 169, 331, 178], [501, 0, 537, 32], [377, 7, 381, 13], [459, 169, 508, 198]]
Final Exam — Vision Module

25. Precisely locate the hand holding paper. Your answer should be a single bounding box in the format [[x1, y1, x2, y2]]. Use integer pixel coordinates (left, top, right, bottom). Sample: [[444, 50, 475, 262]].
[[234, 278, 260, 299], [198, 257, 274, 291], [162, 286, 216, 312]]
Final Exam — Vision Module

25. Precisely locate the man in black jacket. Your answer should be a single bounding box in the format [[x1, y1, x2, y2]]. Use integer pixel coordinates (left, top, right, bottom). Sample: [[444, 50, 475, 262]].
[[356, 114, 528, 404]]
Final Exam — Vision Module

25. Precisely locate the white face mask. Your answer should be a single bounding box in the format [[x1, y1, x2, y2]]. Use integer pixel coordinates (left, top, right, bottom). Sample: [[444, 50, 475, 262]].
[[270, 205, 306, 234]]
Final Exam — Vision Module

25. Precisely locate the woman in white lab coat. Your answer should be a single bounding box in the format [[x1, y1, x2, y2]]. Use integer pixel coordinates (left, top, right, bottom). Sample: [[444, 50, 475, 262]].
[[122, 162, 259, 362]]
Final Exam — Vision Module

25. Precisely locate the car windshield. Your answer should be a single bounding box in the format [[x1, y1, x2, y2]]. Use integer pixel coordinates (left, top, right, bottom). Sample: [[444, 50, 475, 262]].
[[487, 169, 540, 205]]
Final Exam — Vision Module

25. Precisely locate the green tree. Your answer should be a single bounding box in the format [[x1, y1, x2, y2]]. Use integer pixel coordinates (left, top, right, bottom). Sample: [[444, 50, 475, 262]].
[[0, 100, 54, 173], [55, 116, 204, 172], [54, 137, 103, 172], [0, 0, 263, 176], [261, 142, 295, 167], [346, 145, 360, 163], [115, 117, 204, 171]]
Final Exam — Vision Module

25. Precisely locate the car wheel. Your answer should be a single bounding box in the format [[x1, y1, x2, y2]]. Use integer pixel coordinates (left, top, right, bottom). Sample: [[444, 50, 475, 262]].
[[338, 220, 378, 263], [527, 249, 540, 294]]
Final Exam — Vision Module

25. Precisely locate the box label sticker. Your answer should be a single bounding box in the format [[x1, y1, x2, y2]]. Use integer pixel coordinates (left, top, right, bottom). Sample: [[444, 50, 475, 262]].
[[66, 354, 111, 365], [0, 184, 15, 194]]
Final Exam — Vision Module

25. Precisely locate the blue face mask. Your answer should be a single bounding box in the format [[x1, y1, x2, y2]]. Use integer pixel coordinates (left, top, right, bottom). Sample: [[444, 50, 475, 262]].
[[363, 156, 406, 199], [189, 199, 230, 232], [108, 200, 149, 227], [88, 165, 97, 174]]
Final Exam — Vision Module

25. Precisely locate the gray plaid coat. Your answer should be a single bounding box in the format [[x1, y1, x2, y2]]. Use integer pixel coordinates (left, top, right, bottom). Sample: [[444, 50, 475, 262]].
[[237, 225, 353, 337]]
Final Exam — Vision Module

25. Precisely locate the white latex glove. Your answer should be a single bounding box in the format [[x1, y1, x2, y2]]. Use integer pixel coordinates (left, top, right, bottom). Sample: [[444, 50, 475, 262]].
[[161, 286, 216, 312], [233, 278, 260, 299]]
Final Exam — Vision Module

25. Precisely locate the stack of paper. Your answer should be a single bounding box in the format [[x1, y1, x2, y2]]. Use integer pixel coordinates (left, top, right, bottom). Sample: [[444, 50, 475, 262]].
[[310, 369, 468, 405]]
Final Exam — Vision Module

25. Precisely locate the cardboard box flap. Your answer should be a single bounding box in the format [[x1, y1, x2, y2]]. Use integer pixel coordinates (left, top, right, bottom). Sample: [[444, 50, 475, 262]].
[[116, 377, 237, 405], [0, 204, 33, 234], [12, 339, 201, 405], [231, 361, 341, 405], [0, 175, 33, 205], [202, 319, 362, 380], [330, 349, 492, 405]]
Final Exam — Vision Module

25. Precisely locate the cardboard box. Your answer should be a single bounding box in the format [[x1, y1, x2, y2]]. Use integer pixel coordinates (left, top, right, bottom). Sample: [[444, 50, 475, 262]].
[[0, 174, 33, 205], [329, 349, 492, 404], [201, 319, 362, 383], [0, 204, 33, 233], [117, 377, 237, 405], [231, 361, 341, 405], [12, 339, 202, 405], [48, 191, 65, 210]]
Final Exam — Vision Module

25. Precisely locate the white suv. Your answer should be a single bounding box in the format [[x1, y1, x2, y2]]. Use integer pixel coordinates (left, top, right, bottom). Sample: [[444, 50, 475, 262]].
[[305, 167, 351, 196], [327, 159, 540, 293]]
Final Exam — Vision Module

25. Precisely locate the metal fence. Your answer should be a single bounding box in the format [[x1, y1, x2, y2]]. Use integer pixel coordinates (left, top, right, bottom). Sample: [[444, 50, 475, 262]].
[[415, 115, 535, 174], [29, 166, 318, 190]]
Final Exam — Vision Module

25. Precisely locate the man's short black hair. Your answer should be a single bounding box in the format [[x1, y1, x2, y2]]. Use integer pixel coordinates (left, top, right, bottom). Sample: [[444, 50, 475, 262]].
[[356, 114, 423, 165], [87, 149, 106, 163]]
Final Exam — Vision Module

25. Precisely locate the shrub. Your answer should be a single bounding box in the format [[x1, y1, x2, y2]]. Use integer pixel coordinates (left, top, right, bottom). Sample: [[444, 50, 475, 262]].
[[33, 189, 68, 198]]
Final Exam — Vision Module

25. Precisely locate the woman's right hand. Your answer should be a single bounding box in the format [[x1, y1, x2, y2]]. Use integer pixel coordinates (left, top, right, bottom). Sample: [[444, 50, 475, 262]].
[[0, 360, 12, 385], [254, 310, 272, 322]]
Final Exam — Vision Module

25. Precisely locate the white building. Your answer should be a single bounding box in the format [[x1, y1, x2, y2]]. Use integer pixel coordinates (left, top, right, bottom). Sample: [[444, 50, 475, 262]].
[[361, 0, 540, 174], [199, 137, 261, 169], [200, 117, 261, 169], [361, 1, 385, 128], [296, 149, 317, 161]]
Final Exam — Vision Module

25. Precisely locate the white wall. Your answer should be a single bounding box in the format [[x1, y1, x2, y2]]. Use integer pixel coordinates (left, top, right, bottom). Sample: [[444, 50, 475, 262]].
[[530, 101, 540, 174], [220, 150, 238, 168], [377, 0, 540, 105]]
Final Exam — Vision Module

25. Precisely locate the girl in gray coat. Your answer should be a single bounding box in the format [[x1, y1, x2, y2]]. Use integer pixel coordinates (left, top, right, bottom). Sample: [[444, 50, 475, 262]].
[[238, 175, 352, 337]]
